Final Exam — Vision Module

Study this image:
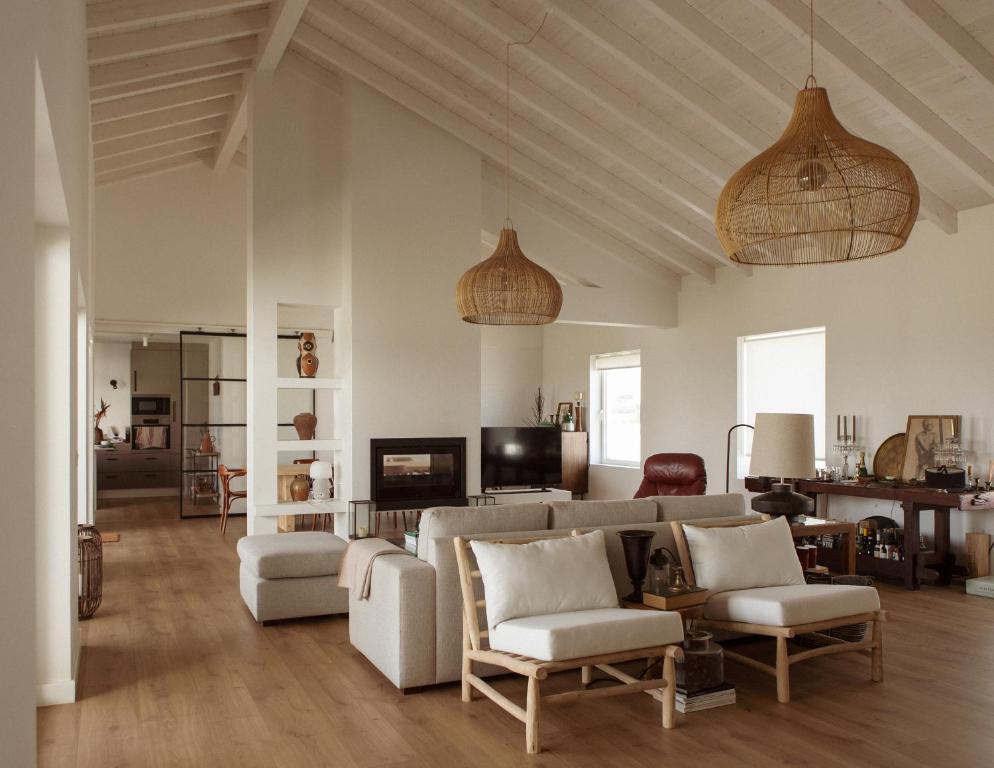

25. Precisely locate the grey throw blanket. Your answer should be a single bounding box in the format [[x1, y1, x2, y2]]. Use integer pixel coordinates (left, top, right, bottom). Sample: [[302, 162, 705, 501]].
[[337, 538, 408, 600]]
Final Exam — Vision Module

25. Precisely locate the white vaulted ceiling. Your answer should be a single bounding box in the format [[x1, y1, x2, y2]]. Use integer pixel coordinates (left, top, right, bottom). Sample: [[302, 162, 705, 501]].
[[88, 0, 994, 283]]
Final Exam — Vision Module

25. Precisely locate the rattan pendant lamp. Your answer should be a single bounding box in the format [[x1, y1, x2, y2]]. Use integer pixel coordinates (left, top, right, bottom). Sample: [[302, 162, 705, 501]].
[[456, 15, 562, 325], [716, 1, 919, 266]]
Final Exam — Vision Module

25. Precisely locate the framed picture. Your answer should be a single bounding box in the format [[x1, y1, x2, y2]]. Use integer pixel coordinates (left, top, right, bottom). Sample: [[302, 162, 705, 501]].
[[900, 415, 960, 481], [555, 402, 574, 425]]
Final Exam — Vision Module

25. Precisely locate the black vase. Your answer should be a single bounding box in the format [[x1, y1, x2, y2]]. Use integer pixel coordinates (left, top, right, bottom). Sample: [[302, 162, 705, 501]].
[[617, 529, 655, 602]]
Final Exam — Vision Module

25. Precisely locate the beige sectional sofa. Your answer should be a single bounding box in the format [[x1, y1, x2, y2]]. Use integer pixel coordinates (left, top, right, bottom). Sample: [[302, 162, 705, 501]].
[[348, 493, 751, 690]]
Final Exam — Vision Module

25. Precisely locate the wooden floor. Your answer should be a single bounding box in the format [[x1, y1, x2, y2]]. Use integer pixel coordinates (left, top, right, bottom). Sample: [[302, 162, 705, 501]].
[[38, 499, 994, 767]]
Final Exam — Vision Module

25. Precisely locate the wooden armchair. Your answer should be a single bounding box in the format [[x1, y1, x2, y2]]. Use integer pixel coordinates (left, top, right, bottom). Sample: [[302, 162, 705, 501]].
[[454, 533, 684, 754], [218, 465, 247, 535], [671, 517, 886, 704]]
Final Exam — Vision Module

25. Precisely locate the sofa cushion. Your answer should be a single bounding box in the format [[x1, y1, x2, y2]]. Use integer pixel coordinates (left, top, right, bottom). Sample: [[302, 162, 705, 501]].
[[237, 532, 347, 579], [489, 608, 684, 661], [470, 530, 618, 630], [683, 516, 805, 594], [548, 498, 657, 529], [417, 502, 550, 560], [654, 493, 746, 522], [704, 584, 880, 627]]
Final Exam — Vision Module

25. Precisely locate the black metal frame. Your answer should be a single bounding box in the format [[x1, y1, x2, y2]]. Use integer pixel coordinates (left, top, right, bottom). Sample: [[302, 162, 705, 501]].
[[178, 330, 314, 519]]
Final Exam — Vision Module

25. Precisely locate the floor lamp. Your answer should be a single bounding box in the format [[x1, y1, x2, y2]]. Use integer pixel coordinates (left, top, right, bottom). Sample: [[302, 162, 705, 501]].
[[725, 423, 754, 493]]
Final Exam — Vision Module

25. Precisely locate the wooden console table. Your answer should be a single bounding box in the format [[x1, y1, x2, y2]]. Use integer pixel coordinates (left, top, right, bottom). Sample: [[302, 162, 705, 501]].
[[746, 477, 956, 590]]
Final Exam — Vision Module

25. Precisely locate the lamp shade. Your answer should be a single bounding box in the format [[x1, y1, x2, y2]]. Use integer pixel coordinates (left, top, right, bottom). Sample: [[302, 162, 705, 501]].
[[308, 461, 334, 480], [716, 87, 919, 266], [749, 413, 816, 479]]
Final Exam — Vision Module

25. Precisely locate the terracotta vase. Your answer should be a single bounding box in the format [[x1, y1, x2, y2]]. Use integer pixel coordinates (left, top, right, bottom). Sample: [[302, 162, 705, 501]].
[[290, 475, 310, 502], [199, 433, 215, 453], [297, 332, 319, 378], [94, 426, 104, 445], [293, 412, 317, 440]]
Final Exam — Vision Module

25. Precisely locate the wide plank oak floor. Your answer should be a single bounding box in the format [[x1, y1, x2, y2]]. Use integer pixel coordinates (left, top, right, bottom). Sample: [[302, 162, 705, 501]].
[[38, 498, 994, 767]]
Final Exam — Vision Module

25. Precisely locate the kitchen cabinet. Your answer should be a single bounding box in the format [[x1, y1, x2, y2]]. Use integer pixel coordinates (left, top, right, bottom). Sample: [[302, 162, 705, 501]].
[[131, 347, 180, 396]]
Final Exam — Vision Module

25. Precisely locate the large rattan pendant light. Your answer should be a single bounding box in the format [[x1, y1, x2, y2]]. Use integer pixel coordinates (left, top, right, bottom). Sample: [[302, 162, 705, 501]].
[[456, 14, 562, 325], [716, 1, 919, 266]]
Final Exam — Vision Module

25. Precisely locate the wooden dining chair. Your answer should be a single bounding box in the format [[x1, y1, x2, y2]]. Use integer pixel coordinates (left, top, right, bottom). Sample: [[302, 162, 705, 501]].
[[218, 464, 247, 535]]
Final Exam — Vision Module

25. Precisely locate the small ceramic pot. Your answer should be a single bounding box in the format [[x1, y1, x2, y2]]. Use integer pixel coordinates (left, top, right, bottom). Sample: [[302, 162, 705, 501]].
[[290, 475, 310, 502]]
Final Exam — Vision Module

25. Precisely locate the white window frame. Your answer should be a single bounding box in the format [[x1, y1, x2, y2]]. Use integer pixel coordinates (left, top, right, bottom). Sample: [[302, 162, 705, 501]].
[[590, 350, 641, 468], [736, 327, 826, 478]]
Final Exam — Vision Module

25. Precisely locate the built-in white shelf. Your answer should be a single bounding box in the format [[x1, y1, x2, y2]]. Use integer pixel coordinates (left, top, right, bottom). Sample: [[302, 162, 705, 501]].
[[276, 376, 343, 390], [276, 438, 343, 452], [254, 500, 347, 517]]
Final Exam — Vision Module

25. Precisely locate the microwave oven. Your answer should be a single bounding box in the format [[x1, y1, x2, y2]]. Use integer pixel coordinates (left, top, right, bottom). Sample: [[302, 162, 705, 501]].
[[132, 395, 171, 417]]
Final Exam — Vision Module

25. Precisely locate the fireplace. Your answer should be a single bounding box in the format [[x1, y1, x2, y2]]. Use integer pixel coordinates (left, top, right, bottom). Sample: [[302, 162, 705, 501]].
[[370, 437, 467, 510]]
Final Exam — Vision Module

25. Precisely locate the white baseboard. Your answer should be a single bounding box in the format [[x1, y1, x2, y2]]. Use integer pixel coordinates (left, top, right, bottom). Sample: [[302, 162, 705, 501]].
[[37, 677, 76, 707]]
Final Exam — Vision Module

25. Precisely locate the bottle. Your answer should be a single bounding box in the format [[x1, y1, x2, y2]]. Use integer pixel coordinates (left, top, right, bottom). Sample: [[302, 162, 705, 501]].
[[857, 451, 868, 478]]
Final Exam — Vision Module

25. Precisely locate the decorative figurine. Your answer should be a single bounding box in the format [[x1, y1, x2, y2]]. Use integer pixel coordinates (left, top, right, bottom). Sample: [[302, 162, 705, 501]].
[[297, 332, 319, 378]]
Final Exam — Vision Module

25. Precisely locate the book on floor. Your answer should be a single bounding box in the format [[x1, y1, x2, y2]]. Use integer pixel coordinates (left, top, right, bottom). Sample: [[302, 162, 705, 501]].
[[675, 682, 735, 713]]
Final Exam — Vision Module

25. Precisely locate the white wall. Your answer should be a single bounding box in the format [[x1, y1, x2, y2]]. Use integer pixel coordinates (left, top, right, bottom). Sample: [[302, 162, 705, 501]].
[[94, 163, 247, 328], [2, 0, 91, 761], [543, 205, 994, 550], [93, 341, 132, 436], [481, 326, 543, 427], [345, 80, 482, 500], [246, 68, 342, 534]]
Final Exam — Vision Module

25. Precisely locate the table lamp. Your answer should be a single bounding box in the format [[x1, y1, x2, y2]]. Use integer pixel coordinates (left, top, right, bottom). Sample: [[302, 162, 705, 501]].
[[749, 413, 816, 521], [309, 461, 334, 500]]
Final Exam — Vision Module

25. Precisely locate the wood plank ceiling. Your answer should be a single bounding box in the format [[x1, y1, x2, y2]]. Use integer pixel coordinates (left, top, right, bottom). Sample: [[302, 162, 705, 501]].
[[88, 0, 994, 282]]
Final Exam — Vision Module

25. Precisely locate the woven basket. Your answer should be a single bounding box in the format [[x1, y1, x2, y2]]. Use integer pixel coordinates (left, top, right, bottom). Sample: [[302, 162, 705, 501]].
[[794, 573, 873, 647]]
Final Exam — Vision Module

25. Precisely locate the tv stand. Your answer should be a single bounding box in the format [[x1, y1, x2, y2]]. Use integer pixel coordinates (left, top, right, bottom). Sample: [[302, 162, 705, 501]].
[[483, 488, 572, 505]]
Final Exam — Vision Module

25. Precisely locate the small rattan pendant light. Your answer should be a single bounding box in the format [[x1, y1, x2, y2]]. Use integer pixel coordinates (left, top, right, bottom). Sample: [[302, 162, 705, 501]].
[[716, 1, 919, 266], [457, 15, 562, 325]]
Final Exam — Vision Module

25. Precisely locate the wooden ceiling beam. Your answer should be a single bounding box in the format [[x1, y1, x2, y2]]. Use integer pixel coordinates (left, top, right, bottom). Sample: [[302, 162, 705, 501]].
[[90, 37, 257, 90], [94, 115, 229, 159], [282, 48, 344, 95], [91, 74, 242, 123], [439, 0, 728, 203], [92, 96, 235, 142], [638, 0, 958, 234], [306, 4, 726, 269], [88, 7, 267, 65], [760, 0, 994, 200], [214, 0, 309, 172], [91, 60, 251, 103], [95, 134, 220, 175], [96, 150, 212, 186], [87, 0, 264, 35], [879, 0, 994, 96], [293, 23, 711, 284], [548, 0, 773, 154]]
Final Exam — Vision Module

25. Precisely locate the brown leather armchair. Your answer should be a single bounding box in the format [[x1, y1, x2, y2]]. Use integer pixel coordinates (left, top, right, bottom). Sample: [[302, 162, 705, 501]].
[[633, 453, 707, 497]]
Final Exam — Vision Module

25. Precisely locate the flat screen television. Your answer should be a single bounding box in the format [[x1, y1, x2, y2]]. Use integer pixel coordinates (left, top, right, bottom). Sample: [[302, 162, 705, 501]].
[[481, 427, 562, 489]]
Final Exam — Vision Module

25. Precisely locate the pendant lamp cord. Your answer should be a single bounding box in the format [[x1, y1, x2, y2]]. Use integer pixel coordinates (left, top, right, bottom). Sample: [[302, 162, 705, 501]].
[[505, 12, 550, 229], [805, 0, 817, 89]]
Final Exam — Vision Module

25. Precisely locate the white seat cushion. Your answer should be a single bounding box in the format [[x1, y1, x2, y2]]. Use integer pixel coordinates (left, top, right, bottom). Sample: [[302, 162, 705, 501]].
[[704, 584, 880, 627], [489, 608, 684, 661], [237, 532, 347, 579]]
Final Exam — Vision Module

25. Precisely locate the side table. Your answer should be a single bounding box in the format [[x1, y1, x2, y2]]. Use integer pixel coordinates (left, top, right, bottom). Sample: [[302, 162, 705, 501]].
[[623, 587, 709, 624], [789, 518, 857, 575]]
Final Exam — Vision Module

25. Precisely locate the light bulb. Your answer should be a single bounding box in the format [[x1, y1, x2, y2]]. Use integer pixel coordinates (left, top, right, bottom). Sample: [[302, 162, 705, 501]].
[[796, 157, 828, 191]]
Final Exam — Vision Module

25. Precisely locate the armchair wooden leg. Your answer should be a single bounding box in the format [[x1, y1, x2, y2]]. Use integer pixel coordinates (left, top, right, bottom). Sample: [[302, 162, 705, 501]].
[[581, 665, 592, 686], [871, 615, 884, 683], [219, 496, 229, 535], [525, 676, 540, 754], [662, 651, 677, 730], [461, 631, 474, 703], [775, 636, 790, 704]]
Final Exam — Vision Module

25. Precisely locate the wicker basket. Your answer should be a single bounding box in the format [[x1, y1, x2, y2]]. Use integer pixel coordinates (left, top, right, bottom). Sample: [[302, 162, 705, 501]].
[[794, 574, 873, 647], [78, 524, 103, 620]]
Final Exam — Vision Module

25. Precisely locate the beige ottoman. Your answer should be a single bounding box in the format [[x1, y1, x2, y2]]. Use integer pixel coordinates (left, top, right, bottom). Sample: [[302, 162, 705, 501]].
[[237, 531, 349, 623]]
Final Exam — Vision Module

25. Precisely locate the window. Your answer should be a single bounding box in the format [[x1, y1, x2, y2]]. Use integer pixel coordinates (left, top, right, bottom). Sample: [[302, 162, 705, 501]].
[[591, 350, 641, 467], [737, 327, 826, 477]]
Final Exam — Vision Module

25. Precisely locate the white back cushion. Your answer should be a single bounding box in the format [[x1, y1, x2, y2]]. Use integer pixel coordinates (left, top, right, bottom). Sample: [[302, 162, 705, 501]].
[[470, 530, 618, 629], [683, 516, 805, 594]]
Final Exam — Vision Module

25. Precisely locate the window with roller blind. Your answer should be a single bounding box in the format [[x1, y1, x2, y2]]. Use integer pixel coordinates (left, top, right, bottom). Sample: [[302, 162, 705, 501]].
[[590, 350, 641, 467], [737, 328, 826, 478]]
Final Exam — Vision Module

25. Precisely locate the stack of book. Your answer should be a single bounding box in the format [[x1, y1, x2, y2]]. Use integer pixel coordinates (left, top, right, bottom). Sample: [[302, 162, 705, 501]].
[[675, 682, 735, 713]]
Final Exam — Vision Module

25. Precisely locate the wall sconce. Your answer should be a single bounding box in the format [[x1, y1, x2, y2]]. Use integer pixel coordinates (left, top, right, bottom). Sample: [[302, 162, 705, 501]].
[[109, 379, 119, 390]]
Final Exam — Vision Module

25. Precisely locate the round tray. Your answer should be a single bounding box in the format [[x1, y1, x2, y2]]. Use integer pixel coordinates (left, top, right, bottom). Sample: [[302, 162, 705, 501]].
[[873, 432, 906, 479]]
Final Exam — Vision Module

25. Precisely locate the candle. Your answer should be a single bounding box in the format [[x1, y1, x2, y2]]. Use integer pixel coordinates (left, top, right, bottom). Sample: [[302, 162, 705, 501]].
[[988, 459, 993, 484], [843, 416, 848, 442], [837, 414, 841, 441], [948, 418, 956, 439], [852, 415, 856, 442]]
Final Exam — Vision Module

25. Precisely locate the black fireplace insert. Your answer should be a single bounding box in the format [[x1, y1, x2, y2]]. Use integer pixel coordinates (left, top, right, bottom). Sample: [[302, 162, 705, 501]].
[[370, 437, 467, 510]]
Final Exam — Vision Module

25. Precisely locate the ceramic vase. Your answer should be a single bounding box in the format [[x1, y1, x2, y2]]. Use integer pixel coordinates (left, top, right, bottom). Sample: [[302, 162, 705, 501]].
[[297, 333, 319, 378], [290, 475, 310, 502], [293, 412, 317, 440]]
